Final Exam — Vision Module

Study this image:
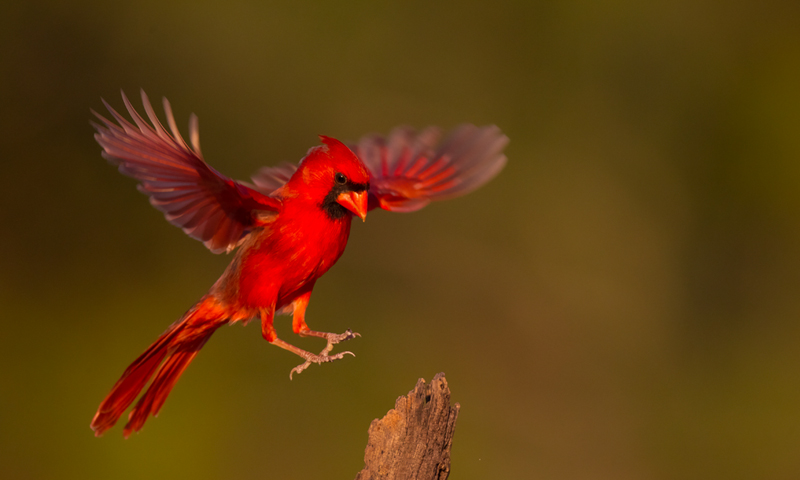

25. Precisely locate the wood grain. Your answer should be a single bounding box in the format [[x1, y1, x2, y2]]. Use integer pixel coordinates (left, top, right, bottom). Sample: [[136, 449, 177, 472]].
[[355, 373, 460, 480]]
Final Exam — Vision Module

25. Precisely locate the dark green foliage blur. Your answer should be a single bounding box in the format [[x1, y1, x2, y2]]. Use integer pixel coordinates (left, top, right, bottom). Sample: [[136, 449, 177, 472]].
[[2, 1, 800, 479]]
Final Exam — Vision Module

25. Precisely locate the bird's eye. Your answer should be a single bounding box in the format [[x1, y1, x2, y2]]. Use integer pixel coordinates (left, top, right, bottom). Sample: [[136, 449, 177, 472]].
[[334, 172, 347, 185]]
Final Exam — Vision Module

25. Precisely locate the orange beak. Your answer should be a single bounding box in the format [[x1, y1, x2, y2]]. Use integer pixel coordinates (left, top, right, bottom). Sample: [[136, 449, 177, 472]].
[[336, 190, 368, 222]]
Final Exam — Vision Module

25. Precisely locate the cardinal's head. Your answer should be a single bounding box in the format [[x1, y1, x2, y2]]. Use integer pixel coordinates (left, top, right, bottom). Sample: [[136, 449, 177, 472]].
[[286, 136, 370, 222]]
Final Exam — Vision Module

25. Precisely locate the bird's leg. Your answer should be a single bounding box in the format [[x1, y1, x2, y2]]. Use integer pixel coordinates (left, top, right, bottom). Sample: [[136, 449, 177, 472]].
[[274, 338, 355, 380], [261, 304, 355, 379], [291, 292, 360, 356]]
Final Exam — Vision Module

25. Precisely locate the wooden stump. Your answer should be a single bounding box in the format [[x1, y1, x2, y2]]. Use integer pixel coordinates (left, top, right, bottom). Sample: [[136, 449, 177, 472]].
[[355, 373, 460, 480]]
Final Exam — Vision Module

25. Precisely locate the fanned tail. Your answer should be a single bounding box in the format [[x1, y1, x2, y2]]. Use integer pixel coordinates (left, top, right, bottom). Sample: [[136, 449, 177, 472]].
[[91, 295, 229, 438]]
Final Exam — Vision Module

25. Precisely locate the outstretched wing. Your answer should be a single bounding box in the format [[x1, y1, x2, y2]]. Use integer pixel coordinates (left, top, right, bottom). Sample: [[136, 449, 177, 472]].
[[251, 125, 508, 212], [93, 90, 281, 254], [352, 124, 508, 212]]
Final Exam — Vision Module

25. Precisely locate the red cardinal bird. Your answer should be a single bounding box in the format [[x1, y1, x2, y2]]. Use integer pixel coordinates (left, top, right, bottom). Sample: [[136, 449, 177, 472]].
[[90, 90, 507, 438]]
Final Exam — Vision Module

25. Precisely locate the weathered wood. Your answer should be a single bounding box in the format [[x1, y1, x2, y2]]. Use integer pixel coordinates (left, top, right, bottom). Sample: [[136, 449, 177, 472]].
[[355, 373, 460, 480]]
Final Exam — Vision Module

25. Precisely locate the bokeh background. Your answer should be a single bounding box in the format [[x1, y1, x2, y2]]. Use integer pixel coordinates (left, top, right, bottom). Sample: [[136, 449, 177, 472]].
[[2, 1, 800, 479]]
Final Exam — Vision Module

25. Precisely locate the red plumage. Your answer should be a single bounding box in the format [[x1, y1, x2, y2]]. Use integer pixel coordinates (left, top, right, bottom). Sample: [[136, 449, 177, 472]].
[[90, 90, 508, 437]]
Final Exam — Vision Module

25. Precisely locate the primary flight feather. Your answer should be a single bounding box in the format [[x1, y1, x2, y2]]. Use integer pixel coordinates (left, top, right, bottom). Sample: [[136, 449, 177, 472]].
[[90, 90, 508, 437]]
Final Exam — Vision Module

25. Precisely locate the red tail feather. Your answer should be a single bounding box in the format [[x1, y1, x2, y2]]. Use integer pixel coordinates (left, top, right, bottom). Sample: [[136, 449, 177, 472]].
[[91, 296, 228, 437]]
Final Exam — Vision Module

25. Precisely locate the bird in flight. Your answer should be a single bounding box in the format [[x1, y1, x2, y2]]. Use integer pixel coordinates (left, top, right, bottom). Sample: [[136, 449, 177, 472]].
[[90, 90, 508, 437]]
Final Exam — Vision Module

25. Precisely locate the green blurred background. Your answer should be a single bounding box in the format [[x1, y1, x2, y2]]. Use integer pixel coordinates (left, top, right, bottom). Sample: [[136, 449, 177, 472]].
[[2, 1, 800, 479]]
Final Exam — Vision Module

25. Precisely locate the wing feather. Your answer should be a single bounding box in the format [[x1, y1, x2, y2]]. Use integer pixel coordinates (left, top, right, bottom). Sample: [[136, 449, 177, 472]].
[[250, 162, 299, 194], [352, 124, 508, 212], [93, 90, 281, 253]]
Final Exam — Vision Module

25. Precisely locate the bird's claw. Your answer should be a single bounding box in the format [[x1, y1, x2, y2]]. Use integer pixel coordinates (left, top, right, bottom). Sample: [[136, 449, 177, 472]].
[[332, 328, 361, 343], [289, 350, 355, 380], [320, 329, 360, 355], [287, 328, 360, 378]]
